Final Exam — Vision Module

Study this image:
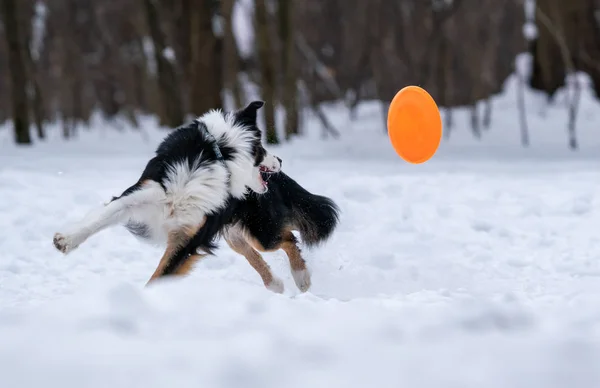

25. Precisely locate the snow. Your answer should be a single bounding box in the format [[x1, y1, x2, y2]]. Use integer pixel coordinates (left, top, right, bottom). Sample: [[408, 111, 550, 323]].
[[232, 0, 255, 57], [1, 68, 600, 387]]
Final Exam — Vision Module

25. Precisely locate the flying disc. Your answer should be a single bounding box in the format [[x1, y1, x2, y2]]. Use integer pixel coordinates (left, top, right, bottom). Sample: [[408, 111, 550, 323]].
[[387, 86, 442, 164]]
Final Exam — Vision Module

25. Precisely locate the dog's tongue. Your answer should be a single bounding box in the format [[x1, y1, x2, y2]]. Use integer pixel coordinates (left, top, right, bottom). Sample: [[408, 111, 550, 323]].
[[258, 172, 267, 188]]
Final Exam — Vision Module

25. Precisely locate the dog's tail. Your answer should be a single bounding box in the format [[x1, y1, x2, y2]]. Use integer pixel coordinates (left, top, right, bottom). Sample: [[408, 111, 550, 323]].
[[283, 175, 340, 247]]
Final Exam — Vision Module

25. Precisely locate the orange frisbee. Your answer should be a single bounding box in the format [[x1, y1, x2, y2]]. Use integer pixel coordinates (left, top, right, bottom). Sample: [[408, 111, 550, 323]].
[[387, 86, 442, 164]]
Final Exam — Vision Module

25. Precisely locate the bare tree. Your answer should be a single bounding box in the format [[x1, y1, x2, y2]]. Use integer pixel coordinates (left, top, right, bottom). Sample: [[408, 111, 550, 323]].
[[535, 0, 579, 149], [254, 0, 278, 143], [278, 0, 298, 139], [1, 0, 598, 149], [189, 0, 223, 115], [1, 0, 32, 144], [142, 0, 184, 127], [222, 0, 244, 109], [19, 0, 45, 139]]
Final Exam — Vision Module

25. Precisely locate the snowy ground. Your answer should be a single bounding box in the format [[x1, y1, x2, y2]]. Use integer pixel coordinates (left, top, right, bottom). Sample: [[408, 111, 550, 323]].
[[1, 77, 600, 387]]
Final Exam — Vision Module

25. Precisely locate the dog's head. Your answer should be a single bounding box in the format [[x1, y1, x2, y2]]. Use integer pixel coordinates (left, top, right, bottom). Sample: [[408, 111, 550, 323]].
[[232, 100, 282, 194]]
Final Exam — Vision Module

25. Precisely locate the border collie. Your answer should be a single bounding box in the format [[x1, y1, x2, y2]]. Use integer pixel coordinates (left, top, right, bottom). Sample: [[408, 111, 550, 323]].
[[221, 171, 340, 293], [52, 101, 282, 284]]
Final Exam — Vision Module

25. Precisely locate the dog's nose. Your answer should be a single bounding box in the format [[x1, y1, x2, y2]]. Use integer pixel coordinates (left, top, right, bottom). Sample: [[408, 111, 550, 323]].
[[276, 156, 282, 166]]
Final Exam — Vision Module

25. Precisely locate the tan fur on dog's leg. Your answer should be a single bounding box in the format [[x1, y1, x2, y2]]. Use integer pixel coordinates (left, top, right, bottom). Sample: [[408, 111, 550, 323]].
[[145, 232, 186, 286], [145, 220, 204, 286], [172, 253, 207, 277], [225, 232, 284, 293], [280, 232, 311, 292]]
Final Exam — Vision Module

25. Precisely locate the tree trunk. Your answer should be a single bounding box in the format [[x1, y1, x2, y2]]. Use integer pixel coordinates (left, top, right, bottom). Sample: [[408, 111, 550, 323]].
[[222, 0, 244, 109], [189, 0, 223, 115], [470, 104, 481, 139], [143, 0, 184, 127], [531, 0, 600, 99], [27, 52, 45, 140], [54, 34, 72, 139], [444, 109, 453, 139], [1, 0, 32, 144], [482, 99, 492, 129], [441, 33, 453, 139], [568, 77, 581, 150], [255, 0, 278, 143], [516, 70, 529, 147], [51, 1, 76, 139], [179, 0, 192, 113], [22, 0, 45, 139], [279, 0, 298, 140]]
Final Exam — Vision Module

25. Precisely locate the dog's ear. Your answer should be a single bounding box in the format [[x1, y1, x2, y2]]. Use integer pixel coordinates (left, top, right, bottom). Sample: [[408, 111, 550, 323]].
[[246, 100, 264, 110], [235, 100, 264, 127]]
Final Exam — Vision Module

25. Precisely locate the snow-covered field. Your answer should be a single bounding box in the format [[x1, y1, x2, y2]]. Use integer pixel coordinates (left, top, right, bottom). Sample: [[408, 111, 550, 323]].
[[1, 74, 600, 387]]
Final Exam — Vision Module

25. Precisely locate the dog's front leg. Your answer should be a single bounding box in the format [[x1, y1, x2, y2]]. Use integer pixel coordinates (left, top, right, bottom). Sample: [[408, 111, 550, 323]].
[[223, 227, 284, 294]]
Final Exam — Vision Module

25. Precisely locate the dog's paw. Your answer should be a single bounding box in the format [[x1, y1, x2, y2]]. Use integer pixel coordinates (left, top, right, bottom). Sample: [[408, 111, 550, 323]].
[[266, 277, 285, 294], [292, 269, 311, 293], [53, 232, 81, 254]]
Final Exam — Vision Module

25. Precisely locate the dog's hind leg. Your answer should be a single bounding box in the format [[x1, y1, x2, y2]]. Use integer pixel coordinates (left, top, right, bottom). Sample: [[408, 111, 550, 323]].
[[280, 231, 312, 293], [53, 179, 164, 254], [224, 228, 284, 294], [171, 253, 208, 277], [145, 221, 204, 285]]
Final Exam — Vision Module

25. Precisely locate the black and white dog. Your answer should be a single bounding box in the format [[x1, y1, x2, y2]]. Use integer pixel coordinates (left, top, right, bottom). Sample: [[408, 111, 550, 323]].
[[53, 101, 282, 284]]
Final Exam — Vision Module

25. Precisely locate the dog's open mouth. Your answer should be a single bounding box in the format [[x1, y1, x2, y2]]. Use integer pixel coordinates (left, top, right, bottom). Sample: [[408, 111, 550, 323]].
[[259, 165, 276, 188]]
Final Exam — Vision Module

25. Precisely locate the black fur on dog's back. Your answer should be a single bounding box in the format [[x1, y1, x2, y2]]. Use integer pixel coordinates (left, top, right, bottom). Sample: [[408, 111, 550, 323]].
[[228, 171, 340, 250]]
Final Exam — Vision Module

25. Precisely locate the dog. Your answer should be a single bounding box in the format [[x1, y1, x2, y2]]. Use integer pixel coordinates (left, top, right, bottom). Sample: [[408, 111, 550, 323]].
[[220, 171, 340, 293], [52, 101, 282, 285]]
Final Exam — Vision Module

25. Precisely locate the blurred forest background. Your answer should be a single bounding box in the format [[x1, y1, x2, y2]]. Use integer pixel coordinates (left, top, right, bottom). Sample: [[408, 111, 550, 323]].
[[0, 0, 599, 148]]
